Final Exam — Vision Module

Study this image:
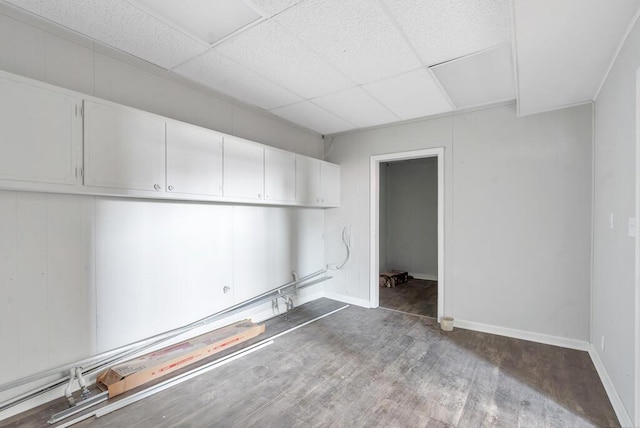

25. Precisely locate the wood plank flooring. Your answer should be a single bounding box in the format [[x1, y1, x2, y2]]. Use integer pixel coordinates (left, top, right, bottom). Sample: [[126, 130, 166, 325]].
[[379, 278, 437, 318], [2, 299, 618, 427]]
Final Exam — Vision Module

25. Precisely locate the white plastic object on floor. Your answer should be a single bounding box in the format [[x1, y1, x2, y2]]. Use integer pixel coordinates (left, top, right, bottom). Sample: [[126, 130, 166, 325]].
[[441, 316, 454, 332]]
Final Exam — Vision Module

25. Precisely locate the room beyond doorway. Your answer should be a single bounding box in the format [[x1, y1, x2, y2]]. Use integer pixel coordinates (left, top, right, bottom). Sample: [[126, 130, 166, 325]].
[[378, 157, 438, 318], [369, 148, 444, 322], [379, 277, 438, 317]]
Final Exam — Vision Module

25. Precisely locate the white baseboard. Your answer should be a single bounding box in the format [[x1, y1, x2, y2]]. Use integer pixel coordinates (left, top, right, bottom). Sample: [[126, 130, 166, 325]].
[[588, 345, 633, 427], [454, 319, 633, 426], [453, 319, 591, 351], [409, 273, 438, 281], [324, 291, 371, 308]]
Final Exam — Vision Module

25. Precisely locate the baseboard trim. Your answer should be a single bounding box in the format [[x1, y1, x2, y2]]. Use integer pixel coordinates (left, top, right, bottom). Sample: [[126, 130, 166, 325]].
[[409, 273, 438, 281], [453, 319, 591, 351], [588, 345, 633, 427], [324, 292, 371, 308]]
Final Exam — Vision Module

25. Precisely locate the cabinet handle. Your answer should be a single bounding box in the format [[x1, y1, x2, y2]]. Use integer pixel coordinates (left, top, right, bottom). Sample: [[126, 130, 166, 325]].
[[258, 193, 262, 199], [153, 184, 161, 191], [223, 286, 231, 294], [168, 185, 174, 191]]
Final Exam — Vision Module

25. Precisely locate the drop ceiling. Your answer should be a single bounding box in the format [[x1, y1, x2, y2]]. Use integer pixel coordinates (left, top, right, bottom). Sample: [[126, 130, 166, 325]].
[[3, 0, 640, 134]]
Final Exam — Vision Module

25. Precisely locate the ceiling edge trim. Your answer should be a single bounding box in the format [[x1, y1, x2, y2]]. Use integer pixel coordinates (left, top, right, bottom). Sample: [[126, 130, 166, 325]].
[[593, 4, 640, 101], [326, 100, 517, 138], [517, 100, 594, 118]]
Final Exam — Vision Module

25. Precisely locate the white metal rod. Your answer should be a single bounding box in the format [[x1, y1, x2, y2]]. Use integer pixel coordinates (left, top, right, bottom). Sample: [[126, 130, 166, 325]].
[[54, 303, 349, 427], [0, 268, 327, 394], [0, 271, 329, 413], [56, 341, 275, 428]]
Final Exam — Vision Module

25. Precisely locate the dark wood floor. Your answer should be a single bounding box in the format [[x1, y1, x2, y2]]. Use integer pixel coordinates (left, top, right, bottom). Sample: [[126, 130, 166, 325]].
[[3, 299, 618, 427], [380, 278, 437, 318]]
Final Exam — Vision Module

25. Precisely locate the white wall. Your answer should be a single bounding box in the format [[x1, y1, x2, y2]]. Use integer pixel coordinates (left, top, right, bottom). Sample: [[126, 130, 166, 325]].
[[0, 3, 328, 416], [592, 15, 640, 423], [379, 164, 388, 271], [383, 158, 438, 279], [0, 191, 324, 397], [324, 103, 592, 341]]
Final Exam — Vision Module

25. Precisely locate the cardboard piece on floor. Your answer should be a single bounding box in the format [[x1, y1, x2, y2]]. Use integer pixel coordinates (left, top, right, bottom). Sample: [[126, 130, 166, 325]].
[[97, 320, 265, 398]]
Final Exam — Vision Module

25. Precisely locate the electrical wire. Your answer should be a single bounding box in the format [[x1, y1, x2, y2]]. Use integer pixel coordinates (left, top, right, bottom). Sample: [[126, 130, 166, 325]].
[[328, 226, 351, 270], [323, 137, 335, 160]]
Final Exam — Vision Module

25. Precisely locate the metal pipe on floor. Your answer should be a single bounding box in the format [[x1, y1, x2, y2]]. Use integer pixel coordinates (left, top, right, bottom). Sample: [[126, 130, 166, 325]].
[[0, 269, 329, 413], [54, 303, 350, 426]]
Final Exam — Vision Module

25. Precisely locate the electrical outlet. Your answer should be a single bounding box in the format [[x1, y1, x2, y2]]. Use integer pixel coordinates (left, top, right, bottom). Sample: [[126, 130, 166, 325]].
[[601, 335, 605, 351]]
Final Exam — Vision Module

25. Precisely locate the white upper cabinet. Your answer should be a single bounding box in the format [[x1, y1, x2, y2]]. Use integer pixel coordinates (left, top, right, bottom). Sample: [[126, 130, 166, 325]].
[[166, 120, 223, 197], [0, 75, 80, 186], [223, 136, 264, 200], [264, 148, 295, 202], [321, 161, 341, 207], [0, 70, 340, 207], [83, 100, 165, 192], [295, 155, 321, 205]]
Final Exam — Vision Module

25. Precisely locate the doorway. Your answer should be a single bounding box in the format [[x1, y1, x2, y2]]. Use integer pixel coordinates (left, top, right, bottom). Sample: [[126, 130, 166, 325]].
[[379, 157, 438, 317], [369, 148, 444, 321]]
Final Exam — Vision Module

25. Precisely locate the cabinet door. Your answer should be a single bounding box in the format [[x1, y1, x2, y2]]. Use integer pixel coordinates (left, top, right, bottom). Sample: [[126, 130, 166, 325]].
[[321, 162, 341, 207], [295, 155, 321, 205], [264, 148, 295, 202], [223, 137, 264, 200], [84, 100, 165, 192], [166, 121, 223, 197], [0, 76, 79, 185]]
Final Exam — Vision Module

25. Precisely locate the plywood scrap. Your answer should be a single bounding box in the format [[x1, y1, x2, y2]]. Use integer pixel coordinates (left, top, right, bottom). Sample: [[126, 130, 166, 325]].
[[98, 320, 265, 398]]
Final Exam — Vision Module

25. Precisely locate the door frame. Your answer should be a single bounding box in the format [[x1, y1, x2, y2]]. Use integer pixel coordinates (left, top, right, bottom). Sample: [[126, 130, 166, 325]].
[[635, 68, 640, 426], [369, 147, 445, 321]]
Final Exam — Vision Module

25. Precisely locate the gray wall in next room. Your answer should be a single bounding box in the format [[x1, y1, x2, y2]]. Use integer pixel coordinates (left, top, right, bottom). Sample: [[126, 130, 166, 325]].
[[380, 157, 438, 279]]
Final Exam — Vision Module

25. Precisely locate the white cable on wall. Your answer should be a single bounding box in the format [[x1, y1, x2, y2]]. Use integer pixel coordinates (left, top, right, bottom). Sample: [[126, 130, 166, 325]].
[[328, 226, 351, 270]]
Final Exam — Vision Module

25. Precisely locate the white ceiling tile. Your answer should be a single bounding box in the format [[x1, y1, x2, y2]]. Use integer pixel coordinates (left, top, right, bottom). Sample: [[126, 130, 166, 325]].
[[363, 69, 453, 120], [270, 101, 355, 135], [383, 0, 511, 67], [6, 0, 209, 69], [133, 0, 261, 44], [215, 20, 353, 99], [514, 0, 640, 115], [174, 50, 302, 109], [313, 87, 399, 129], [432, 44, 515, 109], [245, 0, 303, 17], [274, 0, 421, 84]]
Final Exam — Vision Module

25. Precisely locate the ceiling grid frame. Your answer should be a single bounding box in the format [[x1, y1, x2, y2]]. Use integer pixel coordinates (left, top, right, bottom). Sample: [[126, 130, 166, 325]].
[[4, 0, 638, 135]]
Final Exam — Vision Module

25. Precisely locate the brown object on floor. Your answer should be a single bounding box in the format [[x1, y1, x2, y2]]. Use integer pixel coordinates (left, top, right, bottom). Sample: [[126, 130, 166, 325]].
[[380, 278, 437, 318], [4, 300, 619, 428], [98, 320, 265, 398], [379, 270, 409, 287]]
